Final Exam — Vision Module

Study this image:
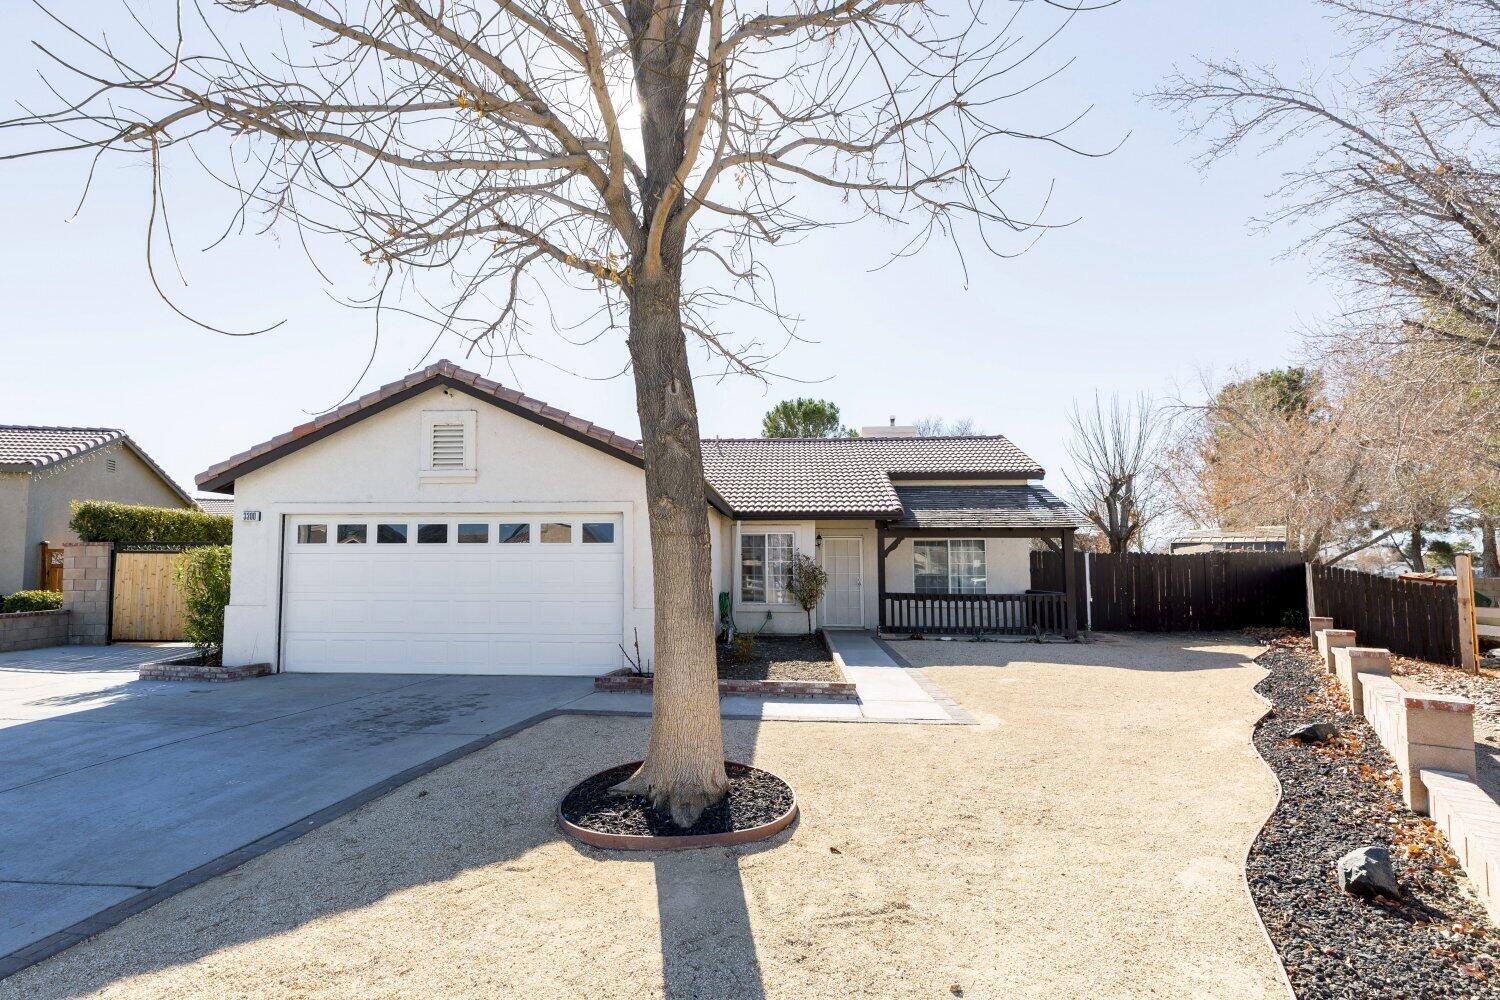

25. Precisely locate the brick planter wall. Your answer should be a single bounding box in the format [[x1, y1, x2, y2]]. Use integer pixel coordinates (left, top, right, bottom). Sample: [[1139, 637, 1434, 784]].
[[139, 653, 271, 682], [0, 610, 70, 652], [595, 668, 858, 701]]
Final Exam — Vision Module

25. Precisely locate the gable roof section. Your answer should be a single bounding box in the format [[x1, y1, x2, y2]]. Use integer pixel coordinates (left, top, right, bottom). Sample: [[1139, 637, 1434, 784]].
[[0, 425, 194, 507], [196, 361, 646, 493], [700, 437, 1045, 518], [892, 485, 1086, 530], [195, 362, 1049, 521]]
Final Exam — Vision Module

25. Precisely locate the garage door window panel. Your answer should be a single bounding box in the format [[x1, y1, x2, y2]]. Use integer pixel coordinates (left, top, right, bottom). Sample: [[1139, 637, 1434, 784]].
[[457, 523, 489, 544], [417, 523, 449, 544], [297, 524, 327, 544], [377, 523, 408, 544], [337, 524, 367, 544], [498, 523, 530, 544], [582, 522, 615, 544], [541, 522, 572, 544]]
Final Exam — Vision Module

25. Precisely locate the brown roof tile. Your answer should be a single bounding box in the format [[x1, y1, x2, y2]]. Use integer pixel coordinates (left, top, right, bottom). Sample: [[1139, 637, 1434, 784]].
[[892, 485, 1086, 530]]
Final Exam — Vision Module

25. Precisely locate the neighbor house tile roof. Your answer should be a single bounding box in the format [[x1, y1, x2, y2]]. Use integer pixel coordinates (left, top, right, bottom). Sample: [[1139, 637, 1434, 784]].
[[0, 425, 194, 507], [892, 485, 1087, 530], [0, 426, 127, 470], [198, 362, 1060, 523], [196, 495, 235, 516], [700, 437, 1045, 517], [1171, 526, 1287, 545]]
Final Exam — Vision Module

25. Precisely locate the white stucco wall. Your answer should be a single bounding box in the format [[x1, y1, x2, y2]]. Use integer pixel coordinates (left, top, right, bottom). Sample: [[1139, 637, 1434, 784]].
[[0, 475, 31, 595], [883, 537, 1033, 594], [221, 387, 656, 670]]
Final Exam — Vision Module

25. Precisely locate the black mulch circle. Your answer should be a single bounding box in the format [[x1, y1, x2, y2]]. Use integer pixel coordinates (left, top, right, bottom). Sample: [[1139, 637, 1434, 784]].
[[560, 761, 793, 837], [1248, 635, 1500, 998]]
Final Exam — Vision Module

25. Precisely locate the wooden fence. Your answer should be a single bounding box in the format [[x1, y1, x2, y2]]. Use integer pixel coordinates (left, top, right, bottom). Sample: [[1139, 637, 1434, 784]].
[[1030, 551, 1306, 632], [1309, 565, 1461, 667], [110, 550, 189, 642]]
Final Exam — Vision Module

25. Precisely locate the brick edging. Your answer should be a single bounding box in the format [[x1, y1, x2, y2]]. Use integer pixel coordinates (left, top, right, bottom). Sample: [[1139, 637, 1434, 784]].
[[594, 670, 858, 701]]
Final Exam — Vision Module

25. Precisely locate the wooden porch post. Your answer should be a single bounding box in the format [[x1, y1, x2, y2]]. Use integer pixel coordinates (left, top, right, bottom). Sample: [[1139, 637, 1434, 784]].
[[876, 522, 888, 632], [1061, 528, 1078, 639]]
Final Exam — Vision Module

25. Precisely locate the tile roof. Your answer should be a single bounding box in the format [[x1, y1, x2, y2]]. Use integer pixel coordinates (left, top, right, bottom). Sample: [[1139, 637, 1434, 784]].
[[0, 424, 194, 507], [197, 362, 1053, 521], [892, 485, 1086, 530], [701, 437, 1044, 517], [0, 426, 127, 470], [1171, 526, 1287, 544], [195, 495, 235, 516]]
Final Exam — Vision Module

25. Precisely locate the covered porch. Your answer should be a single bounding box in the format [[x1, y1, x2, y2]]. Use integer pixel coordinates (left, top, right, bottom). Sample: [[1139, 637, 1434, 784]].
[[875, 485, 1084, 640]]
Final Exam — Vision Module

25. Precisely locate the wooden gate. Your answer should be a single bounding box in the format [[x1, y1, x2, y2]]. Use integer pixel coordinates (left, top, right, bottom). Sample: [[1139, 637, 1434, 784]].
[[36, 543, 63, 591], [111, 550, 188, 641]]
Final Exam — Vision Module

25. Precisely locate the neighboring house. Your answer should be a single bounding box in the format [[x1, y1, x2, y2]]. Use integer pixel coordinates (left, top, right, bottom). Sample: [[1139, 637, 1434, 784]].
[[196, 361, 1085, 675], [0, 426, 194, 594], [1168, 526, 1288, 555], [196, 495, 235, 517]]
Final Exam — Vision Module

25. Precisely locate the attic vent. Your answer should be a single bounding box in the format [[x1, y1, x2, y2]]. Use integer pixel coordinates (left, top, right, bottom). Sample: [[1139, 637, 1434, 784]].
[[429, 424, 466, 468], [105, 457, 117, 473]]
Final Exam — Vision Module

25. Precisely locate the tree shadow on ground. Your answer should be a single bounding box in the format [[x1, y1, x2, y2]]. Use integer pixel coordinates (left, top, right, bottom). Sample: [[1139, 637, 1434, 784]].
[[1, 712, 776, 1000]]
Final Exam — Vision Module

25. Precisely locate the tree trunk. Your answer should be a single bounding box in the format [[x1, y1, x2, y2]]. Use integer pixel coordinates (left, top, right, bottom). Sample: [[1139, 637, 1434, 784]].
[[610, 18, 729, 826], [1408, 525, 1426, 573], [1482, 514, 1499, 577]]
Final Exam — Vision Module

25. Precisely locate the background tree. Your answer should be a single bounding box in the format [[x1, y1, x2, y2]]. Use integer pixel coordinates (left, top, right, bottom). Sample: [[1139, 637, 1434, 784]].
[[915, 416, 979, 437], [1062, 393, 1165, 553], [761, 399, 848, 439], [6, 0, 1108, 822]]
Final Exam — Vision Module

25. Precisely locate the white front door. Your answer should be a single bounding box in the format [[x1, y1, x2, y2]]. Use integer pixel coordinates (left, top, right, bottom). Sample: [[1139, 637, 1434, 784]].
[[821, 537, 863, 627]]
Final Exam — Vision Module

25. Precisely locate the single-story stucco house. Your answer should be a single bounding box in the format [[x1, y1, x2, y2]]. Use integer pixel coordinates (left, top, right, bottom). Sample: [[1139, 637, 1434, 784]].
[[196, 361, 1086, 675], [0, 426, 195, 594], [1168, 526, 1288, 555]]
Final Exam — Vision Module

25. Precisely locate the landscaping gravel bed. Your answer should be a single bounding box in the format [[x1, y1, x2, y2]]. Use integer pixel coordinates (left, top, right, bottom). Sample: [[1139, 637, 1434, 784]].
[[559, 761, 794, 837], [1249, 636, 1500, 998], [716, 634, 842, 682]]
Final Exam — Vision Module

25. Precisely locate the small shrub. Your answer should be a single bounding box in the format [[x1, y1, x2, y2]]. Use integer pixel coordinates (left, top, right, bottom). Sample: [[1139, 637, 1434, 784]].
[[71, 500, 232, 545], [173, 546, 232, 664], [2, 590, 62, 613], [1280, 607, 1308, 630], [731, 633, 758, 665], [787, 552, 829, 635]]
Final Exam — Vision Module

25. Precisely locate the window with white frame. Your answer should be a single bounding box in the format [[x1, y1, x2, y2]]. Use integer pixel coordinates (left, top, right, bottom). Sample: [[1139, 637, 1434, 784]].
[[913, 539, 987, 594], [741, 531, 794, 604], [420, 410, 477, 482]]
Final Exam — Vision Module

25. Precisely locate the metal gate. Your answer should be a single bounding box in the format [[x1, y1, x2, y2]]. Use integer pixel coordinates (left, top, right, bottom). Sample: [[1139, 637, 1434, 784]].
[[110, 546, 190, 641]]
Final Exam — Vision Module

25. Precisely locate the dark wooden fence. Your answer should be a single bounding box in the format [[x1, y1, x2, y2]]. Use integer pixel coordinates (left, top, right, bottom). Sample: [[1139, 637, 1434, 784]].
[[1309, 565, 1460, 667], [882, 592, 1070, 637], [1030, 551, 1305, 631]]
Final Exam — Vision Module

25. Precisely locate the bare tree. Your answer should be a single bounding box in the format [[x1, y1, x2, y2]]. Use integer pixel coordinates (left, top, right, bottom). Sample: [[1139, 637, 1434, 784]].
[[5, 0, 1108, 822], [915, 416, 978, 437], [1063, 393, 1164, 553]]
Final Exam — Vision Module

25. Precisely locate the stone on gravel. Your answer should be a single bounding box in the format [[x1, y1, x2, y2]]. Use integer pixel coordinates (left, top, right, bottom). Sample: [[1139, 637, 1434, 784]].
[[1289, 721, 1338, 743], [1337, 846, 1401, 901]]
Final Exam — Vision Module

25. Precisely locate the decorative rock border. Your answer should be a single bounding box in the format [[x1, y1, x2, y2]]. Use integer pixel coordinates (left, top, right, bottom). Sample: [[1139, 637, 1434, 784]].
[[139, 653, 271, 682], [593, 667, 857, 701], [557, 762, 799, 851]]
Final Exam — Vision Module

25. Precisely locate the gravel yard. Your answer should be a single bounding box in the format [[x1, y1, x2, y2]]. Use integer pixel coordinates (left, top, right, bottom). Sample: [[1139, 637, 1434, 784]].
[[715, 633, 842, 683], [1249, 636, 1500, 998], [2, 636, 1284, 1000]]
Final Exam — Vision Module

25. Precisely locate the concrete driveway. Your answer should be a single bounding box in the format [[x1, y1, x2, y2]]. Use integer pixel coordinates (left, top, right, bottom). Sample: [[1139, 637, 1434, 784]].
[[0, 645, 594, 970]]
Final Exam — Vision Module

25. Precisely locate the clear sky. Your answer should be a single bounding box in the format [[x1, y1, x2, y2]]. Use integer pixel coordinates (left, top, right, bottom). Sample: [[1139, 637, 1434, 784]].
[[0, 1, 1344, 500]]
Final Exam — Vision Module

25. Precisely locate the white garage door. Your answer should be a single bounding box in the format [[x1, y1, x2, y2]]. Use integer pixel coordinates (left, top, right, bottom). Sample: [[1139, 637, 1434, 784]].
[[281, 514, 624, 675]]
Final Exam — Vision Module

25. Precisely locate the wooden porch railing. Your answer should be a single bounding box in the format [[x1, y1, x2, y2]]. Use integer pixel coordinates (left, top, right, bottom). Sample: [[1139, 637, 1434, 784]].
[[881, 591, 1071, 637]]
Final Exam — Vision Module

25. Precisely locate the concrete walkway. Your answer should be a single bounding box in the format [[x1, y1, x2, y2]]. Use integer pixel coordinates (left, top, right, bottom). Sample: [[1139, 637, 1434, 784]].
[[0, 650, 592, 972], [565, 630, 966, 723]]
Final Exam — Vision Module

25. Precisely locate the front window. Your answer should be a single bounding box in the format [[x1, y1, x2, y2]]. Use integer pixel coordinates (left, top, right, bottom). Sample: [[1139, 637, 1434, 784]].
[[914, 539, 986, 594], [741, 532, 794, 604]]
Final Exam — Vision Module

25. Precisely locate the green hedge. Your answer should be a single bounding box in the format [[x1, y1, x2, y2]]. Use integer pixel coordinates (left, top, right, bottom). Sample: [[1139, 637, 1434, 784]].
[[2, 590, 63, 613], [174, 546, 232, 663], [70, 500, 233, 545]]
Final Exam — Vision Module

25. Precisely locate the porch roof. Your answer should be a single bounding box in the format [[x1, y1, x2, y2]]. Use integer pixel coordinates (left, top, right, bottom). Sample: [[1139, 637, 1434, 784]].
[[891, 485, 1086, 532]]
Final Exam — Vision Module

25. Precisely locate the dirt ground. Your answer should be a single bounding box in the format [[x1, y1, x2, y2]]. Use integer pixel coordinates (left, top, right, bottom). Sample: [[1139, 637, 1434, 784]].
[[716, 633, 841, 683], [2, 634, 1285, 1000]]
